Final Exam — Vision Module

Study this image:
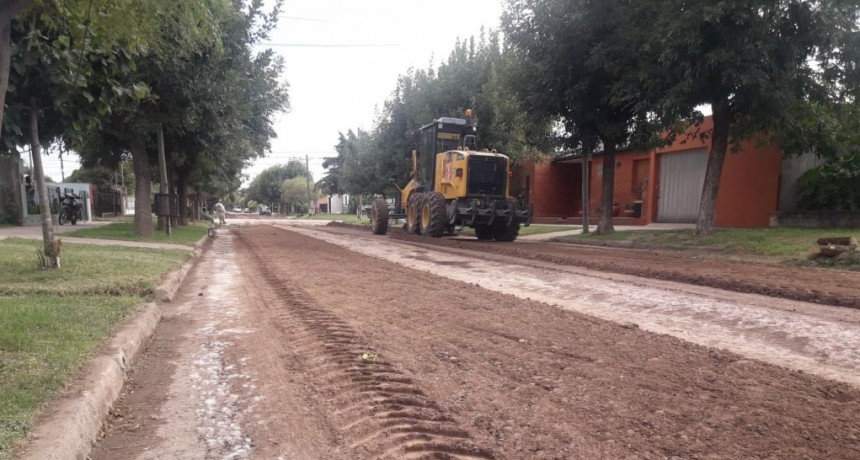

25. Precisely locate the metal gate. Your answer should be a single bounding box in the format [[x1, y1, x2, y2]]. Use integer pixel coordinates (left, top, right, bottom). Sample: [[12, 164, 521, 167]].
[[657, 149, 707, 223]]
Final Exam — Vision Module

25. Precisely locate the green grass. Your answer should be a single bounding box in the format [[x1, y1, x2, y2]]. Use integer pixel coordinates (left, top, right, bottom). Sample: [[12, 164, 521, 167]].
[[569, 227, 859, 258], [0, 295, 138, 457], [93, 215, 133, 223], [63, 221, 209, 246], [0, 239, 189, 296], [518, 225, 579, 236], [0, 239, 190, 457]]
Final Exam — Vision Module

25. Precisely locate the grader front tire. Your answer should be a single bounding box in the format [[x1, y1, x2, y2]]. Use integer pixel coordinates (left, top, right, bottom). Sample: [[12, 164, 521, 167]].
[[370, 198, 389, 235], [474, 224, 494, 241], [420, 192, 447, 237]]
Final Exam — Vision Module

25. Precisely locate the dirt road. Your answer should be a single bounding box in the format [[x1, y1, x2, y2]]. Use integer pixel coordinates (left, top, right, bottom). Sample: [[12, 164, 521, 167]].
[[92, 224, 860, 459]]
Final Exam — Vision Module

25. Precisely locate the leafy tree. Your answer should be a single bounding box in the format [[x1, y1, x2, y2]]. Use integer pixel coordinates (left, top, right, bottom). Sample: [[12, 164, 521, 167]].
[[71, 0, 286, 235], [281, 176, 309, 213], [337, 31, 535, 197], [151, 1, 288, 225], [631, 0, 860, 235], [503, 0, 673, 233], [317, 130, 361, 196], [1, 0, 154, 265], [168, 0, 287, 224], [1, 0, 225, 248], [67, 162, 134, 190], [0, 0, 34, 139], [1, 0, 221, 145], [481, 49, 550, 162], [246, 161, 310, 208]]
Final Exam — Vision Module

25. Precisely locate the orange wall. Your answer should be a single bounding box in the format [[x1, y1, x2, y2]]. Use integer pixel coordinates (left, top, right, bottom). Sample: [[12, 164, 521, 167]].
[[521, 116, 783, 227], [587, 151, 651, 218], [713, 140, 782, 227], [524, 160, 581, 218], [654, 117, 782, 227]]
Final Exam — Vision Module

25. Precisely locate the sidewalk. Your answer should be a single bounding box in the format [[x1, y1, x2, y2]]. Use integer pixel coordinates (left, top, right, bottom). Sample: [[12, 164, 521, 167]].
[[0, 222, 194, 251], [518, 223, 695, 241], [0, 221, 109, 238]]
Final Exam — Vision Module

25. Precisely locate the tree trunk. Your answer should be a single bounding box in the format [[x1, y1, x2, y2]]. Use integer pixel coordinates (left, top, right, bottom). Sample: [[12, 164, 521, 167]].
[[28, 98, 58, 268], [192, 190, 200, 221], [129, 135, 153, 237], [168, 168, 178, 228], [0, 19, 11, 144], [0, 0, 35, 143], [176, 171, 189, 226], [696, 97, 732, 236], [581, 152, 590, 234], [597, 143, 617, 234]]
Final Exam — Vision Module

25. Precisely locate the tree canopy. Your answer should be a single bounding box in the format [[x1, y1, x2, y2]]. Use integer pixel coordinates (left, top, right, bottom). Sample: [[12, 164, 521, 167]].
[[245, 161, 310, 207], [328, 31, 548, 198], [2, 0, 289, 236], [329, 0, 859, 236], [626, 0, 860, 234], [503, 0, 679, 232]]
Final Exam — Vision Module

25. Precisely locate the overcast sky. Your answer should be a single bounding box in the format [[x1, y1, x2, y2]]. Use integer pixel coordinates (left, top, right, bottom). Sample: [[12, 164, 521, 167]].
[[32, 0, 506, 188]]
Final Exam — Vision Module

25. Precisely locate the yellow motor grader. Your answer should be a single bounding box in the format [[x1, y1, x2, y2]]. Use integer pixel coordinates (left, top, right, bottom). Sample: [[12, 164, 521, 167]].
[[369, 113, 532, 241]]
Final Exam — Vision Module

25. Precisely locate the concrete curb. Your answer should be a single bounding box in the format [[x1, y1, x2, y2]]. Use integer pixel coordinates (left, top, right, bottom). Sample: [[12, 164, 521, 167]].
[[154, 241, 205, 302], [20, 304, 161, 460], [18, 237, 208, 460]]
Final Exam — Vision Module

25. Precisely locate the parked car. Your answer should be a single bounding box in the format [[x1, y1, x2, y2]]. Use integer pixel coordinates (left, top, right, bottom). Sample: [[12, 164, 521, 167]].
[[259, 206, 272, 216]]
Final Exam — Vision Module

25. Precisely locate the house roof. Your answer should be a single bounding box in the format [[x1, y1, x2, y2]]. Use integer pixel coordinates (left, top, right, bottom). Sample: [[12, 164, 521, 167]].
[[552, 146, 637, 164]]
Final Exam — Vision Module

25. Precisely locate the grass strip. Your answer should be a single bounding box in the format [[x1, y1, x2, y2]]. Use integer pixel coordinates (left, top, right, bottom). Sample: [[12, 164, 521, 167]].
[[0, 238, 190, 458], [568, 227, 859, 258], [0, 239, 188, 296], [0, 295, 139, 458], [63, 221, 209, 246]]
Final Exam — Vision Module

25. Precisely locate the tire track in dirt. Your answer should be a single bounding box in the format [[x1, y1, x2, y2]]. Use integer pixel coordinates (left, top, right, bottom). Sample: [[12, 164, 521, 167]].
[[286, 223, 860, 389], [234, 230, 494, 460]]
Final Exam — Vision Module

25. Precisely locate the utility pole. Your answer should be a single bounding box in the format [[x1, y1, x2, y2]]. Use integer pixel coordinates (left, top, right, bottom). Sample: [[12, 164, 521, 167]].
[[59, 149, 65, 182], [157, 124, 170, 234], [306, 154, 312, 215]]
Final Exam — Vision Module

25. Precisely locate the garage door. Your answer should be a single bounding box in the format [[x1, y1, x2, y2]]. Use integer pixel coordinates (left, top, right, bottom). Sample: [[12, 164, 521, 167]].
[[657, 149, 707, 223]]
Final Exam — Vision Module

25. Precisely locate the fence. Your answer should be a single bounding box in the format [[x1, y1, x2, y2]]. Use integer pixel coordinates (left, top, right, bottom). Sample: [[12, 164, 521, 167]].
[[94, 188, 124, 217]]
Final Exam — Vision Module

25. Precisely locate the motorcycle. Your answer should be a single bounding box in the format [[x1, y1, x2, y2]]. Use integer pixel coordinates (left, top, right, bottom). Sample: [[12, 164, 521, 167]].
[[58, 193, 83, 225]]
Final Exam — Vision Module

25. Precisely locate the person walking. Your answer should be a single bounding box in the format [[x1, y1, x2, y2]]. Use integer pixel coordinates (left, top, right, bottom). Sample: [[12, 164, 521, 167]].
[[213, 200, 226, 225]]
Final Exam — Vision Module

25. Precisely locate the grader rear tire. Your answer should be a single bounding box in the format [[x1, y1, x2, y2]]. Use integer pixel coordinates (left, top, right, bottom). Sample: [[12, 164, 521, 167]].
[[406, 193, 423, 234], [420, 192, 447, 237], [370, 198, 389, 235]]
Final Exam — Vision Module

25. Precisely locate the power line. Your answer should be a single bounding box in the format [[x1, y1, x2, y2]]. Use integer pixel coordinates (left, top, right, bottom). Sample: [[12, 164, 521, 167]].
[[282, 16, 326, 23], [256, 42, 400, 48]]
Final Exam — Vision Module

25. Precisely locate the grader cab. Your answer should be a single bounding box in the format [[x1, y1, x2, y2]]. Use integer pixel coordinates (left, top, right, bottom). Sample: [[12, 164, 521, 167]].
[[370, 113, 532, 241]]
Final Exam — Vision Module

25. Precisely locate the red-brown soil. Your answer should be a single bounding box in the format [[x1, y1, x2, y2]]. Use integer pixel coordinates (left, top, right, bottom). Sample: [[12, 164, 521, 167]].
[[92, 225, 860, 459]]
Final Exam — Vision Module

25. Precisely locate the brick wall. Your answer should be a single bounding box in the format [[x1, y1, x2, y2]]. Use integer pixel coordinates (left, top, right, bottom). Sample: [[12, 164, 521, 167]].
[[529, 161, 581, 218]]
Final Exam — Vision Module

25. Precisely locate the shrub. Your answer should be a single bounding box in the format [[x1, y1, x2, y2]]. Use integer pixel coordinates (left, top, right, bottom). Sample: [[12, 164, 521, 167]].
[[796, 153, 860, 211]]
